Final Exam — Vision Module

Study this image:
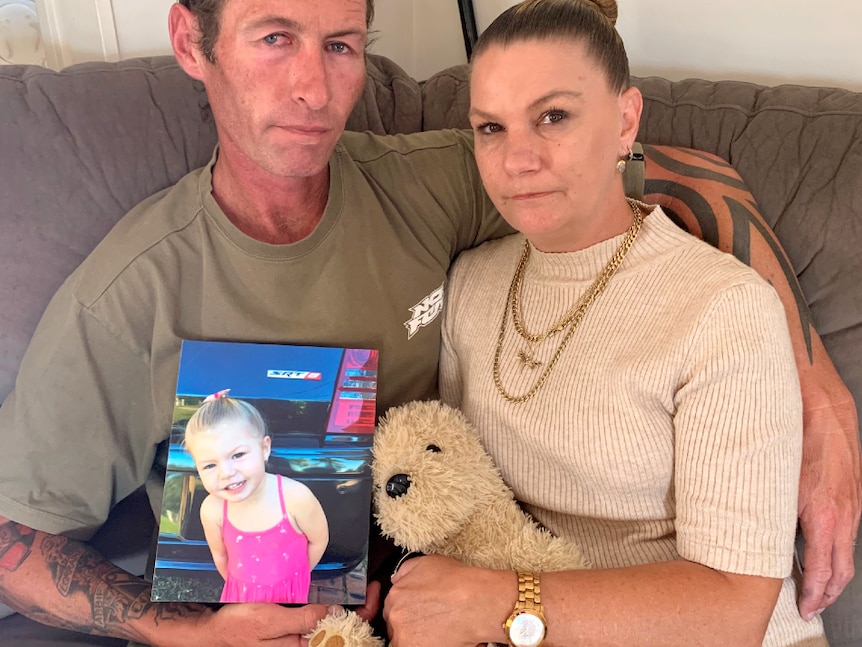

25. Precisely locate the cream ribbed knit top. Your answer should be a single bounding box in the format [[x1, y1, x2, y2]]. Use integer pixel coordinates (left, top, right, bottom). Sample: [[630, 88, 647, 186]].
[[440, 207, 826, 646]]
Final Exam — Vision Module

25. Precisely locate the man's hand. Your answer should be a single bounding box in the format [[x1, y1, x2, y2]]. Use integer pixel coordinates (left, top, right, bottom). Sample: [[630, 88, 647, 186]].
[[196, 603, 331, 647], [797, 385, 862, 621], [187, 581, 382, 647], [356, 580, 382, 623]]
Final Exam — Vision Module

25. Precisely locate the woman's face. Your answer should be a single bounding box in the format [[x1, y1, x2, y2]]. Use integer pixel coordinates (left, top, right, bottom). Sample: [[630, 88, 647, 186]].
[[469, 37, 641, 252]]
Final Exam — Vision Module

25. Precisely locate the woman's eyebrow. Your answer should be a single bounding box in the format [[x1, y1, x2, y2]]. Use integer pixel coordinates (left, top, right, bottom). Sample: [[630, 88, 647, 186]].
[[527, 89, 584, 109], [469, 89, 585, 121]]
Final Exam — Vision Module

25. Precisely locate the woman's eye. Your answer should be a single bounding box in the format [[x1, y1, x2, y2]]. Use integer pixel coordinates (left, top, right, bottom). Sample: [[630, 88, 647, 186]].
[[475, 122, 503, 135], [540, 110, 567, 125]]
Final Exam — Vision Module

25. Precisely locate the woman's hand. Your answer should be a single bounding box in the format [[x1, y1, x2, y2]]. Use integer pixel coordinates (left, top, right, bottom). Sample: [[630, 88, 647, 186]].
[[384, 555, 514, 647]]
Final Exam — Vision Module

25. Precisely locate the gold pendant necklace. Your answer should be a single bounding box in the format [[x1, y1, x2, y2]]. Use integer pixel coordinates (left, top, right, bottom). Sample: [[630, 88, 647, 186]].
[[516, 342, 543, 369], [494, 198, 645, 404]]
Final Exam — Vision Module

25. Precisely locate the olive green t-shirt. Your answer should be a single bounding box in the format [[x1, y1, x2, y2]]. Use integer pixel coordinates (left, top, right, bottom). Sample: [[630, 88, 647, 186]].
[[0, 129, 510, 539]]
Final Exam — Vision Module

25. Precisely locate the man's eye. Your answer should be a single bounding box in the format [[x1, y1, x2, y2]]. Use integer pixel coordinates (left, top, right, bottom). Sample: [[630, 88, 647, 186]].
[[328, 42, 349, 54], [263, 34, 281, 45]]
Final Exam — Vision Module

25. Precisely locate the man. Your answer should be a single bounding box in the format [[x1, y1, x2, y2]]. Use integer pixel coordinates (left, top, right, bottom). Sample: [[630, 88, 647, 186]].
[[0, 1, 858, 646]]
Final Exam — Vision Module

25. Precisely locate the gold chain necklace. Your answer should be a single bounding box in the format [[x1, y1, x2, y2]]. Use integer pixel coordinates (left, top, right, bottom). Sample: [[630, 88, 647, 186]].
[[494, 198, 645, 404]]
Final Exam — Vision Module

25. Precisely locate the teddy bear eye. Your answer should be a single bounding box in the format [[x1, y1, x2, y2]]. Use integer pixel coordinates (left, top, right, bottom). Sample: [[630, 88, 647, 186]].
[[426, 444, 442, 453]]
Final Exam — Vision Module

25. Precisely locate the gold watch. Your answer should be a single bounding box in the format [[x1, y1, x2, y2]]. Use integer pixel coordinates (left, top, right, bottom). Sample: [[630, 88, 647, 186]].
[[503, 572, 547, 647]]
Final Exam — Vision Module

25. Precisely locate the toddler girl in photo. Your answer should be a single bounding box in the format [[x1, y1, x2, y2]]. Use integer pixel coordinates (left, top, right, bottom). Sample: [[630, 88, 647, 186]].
[[183, 391, 329, 603]]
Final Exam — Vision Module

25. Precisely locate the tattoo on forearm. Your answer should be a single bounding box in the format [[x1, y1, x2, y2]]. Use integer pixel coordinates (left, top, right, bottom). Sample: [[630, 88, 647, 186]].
[[41, 535, 149, 630], [39, 535, 204, 634], [0, 521, 35, 572]]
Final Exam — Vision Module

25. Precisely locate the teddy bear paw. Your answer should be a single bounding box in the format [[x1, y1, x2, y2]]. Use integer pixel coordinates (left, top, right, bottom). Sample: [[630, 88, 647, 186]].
[[306, 609, 384, 647], [308, 629, 345, 647]]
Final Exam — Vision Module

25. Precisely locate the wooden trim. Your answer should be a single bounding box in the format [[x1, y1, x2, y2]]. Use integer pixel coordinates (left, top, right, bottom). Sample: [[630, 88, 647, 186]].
[[33, 0, 119, 68], [93, 0, 119, 61], [32, 0, 65, 68]]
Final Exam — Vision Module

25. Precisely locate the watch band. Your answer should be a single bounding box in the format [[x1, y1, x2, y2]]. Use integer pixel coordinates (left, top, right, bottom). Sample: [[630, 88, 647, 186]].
[[503, 572, 547, 647], [518, 571, 542, 612]]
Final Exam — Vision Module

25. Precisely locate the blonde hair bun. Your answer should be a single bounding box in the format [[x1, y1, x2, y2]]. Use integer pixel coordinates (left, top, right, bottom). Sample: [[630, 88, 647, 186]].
[[586, 0, 618, 26]]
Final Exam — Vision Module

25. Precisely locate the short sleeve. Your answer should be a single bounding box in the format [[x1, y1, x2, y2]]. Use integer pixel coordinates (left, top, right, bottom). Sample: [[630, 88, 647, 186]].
[[439, 262, 467, 410], [673, 280, 803, 578], [454, 129, 515, 250], [0, 283, 158, 540]]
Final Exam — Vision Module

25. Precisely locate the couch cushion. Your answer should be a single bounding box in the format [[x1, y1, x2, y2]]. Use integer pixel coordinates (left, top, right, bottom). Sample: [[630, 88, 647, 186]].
[[0, 57, 216, 402], [0, 53, 421, 403]]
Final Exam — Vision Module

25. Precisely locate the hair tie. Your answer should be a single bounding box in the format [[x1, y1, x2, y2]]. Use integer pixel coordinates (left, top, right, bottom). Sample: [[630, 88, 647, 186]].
[[203, 388, 231, 402]]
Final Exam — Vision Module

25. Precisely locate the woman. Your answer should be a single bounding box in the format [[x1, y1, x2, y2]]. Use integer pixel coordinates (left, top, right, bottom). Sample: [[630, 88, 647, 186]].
[[382, 1, 827, 645]]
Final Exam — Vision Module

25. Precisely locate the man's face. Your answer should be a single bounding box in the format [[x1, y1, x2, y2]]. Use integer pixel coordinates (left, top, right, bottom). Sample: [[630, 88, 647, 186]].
[[196, 0, 368, 180]]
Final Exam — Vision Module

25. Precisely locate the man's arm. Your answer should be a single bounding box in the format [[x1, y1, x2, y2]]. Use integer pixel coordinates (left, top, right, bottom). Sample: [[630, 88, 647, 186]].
[[0, 516, 338, 646], [642, 144, 862, 617], [0, 515, 204, 644]]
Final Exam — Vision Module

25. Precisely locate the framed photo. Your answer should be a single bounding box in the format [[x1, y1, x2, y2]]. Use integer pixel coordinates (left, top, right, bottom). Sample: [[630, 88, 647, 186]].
[[150, 340, 378, 605]]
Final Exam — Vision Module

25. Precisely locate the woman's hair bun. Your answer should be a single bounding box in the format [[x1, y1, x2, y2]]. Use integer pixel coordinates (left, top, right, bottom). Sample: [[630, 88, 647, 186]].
[[585, 0, 618, 26]]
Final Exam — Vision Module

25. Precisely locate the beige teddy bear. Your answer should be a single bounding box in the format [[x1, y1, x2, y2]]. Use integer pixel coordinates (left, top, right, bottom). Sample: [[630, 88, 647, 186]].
[[308, 400, 586, 647]]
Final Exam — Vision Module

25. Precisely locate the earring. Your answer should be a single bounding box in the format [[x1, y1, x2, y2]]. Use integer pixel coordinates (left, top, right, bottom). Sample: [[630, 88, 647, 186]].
[[616, 149, 633, 174]]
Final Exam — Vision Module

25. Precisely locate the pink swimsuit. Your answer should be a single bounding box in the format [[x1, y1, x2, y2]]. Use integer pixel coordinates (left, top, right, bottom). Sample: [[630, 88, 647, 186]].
[[220, 474, 311, 603]]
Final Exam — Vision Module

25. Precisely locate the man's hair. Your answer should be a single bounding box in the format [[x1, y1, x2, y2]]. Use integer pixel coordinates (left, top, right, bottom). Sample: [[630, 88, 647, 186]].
[[471, 0, 629, 93], [178, 0, 376, 63]]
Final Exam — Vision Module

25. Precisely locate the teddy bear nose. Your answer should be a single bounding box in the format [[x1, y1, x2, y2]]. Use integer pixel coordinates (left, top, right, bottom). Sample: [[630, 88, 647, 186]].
[[386, 474, 411, 498]]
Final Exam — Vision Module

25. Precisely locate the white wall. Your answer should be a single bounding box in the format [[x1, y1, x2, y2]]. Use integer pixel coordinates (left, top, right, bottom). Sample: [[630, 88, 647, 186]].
[[34, 0, 120, 68], [112, 0, 173, 59], [616, 1, 862, 91], [372, 0, 467, 81], [31, 0, 862, 92], [371, 0, 862, 91], [33, 0, 172, 67]]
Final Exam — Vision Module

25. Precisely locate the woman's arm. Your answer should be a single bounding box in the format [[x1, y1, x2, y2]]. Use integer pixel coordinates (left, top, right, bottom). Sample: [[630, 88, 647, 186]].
[[199, 495, 228, 581], [643, 144, 862, 617], [404, 279, 801, 646], [286, 481, 329, 570], [386, 555, 781, 647]]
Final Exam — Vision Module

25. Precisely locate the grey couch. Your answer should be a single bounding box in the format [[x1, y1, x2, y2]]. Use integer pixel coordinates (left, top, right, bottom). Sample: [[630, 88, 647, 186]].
[[1, 53, 860, 646]]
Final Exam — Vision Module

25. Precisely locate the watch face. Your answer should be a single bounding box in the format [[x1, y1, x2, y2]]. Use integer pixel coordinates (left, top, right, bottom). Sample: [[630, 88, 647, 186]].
[[509, 611, 546, 647]]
